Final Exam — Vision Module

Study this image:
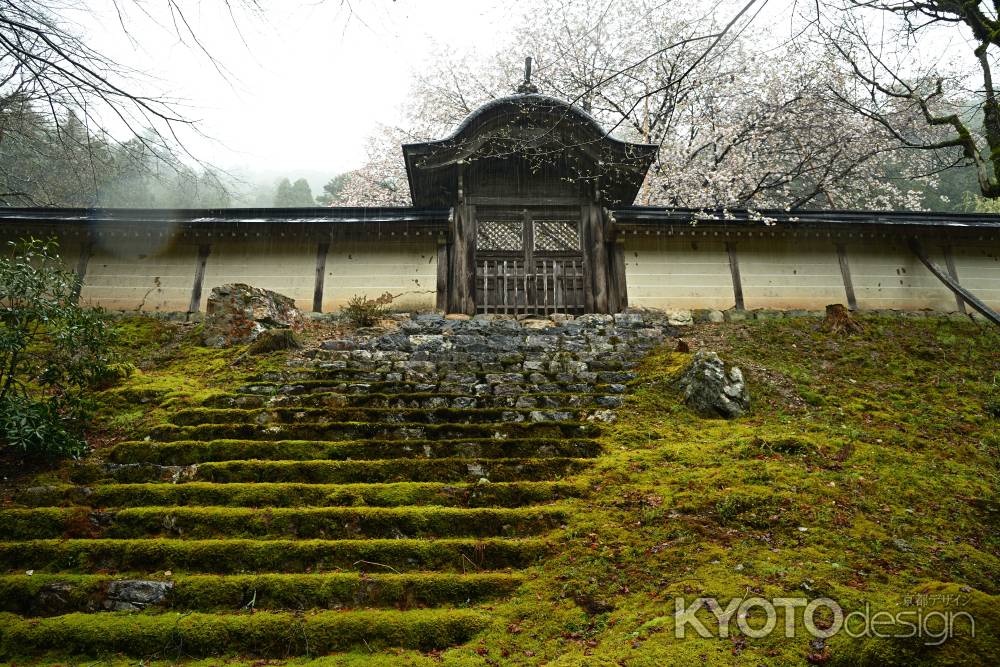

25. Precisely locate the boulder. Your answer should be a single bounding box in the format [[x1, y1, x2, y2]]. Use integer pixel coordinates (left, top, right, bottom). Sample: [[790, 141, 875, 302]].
[[667, 309, 694, 326], [103, 579, 174, 611], [202, 284, 304, 348], [677, 351, 750, 418]]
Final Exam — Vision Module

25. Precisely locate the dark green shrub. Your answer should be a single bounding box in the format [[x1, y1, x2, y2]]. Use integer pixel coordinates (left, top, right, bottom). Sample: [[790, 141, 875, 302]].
[[0, 395, 88, 458], [0, 238, 122, 459]]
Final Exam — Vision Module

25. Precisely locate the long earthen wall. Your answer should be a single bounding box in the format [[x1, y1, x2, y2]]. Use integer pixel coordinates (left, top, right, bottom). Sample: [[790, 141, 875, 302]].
[[2, 219, 998, 314]]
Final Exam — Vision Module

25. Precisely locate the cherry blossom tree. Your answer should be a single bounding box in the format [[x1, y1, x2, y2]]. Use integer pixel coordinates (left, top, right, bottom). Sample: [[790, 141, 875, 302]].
[[812, 1, 996, 200], [334, 0, 937, 210]]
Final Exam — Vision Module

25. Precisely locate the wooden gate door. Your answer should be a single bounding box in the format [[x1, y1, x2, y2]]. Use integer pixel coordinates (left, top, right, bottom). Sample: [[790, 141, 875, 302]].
[[475, 208, 585, 315]]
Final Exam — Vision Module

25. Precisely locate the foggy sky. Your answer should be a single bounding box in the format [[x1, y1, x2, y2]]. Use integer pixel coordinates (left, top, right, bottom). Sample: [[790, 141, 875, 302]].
[[77, 0, 512, 183]]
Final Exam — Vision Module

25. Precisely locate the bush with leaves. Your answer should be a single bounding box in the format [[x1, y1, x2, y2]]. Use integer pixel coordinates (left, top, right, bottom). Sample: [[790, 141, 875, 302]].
[[342, 292, 393, 328], [0, 238, 122, 460]]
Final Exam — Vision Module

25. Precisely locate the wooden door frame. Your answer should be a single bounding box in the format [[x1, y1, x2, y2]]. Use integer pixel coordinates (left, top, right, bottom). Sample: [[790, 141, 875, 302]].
[[444, 202, 623, 315]]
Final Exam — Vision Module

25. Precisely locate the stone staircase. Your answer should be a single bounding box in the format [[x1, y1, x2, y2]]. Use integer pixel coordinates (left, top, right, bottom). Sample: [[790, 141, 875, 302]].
[[0, 313, 669, 661]]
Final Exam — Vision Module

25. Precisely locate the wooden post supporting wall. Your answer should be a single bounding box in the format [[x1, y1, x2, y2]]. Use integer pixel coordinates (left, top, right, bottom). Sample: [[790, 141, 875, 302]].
[[312, 241, 329, 313], [436, 237, 449, 312], [449, 203, 477, 315], [188, 244, 212, 313], [942, 245, 966, 314], [835, 243, 858, 311], [607, 236, 628, 313], [72, 237, 93, 303], [581, 204, 610, 313], [725, 241, 745, 311]]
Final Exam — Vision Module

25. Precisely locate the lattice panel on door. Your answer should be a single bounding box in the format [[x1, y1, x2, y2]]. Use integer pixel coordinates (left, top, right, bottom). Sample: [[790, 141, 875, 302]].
[[533, 220, 581, 252], [477, 219, 524, 251]]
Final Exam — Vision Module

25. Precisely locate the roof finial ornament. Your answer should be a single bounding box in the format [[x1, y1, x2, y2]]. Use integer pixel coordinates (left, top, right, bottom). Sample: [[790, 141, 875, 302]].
[[517, 56, 539, 94]]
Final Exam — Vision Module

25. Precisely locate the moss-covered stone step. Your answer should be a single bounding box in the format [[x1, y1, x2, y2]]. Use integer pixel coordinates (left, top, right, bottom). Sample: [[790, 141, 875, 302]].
[[0, 537, 546, 573], [146, 419, 599, 443], [0, 506, 566, 540], [105, 437, 602, 465], [168, 406, 592, 427], [242, 368, 635, 387], [18, 480, 586, 509], [236, 379, 624, 397], [0, 572, 522, 616], [201, 390, 622, 410], [70, 457, 591, 485], [0, 608, 488, 658]]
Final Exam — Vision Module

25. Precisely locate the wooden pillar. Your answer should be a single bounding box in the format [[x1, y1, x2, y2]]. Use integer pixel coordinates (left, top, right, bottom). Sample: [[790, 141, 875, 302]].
[[581, 206, 595, 313], [582, 204, 610, 313], [942, 245, 966, 314], [607, 235, 628, 313], [725, 241, 745, 311], [436, 237, 449, 312], [312, 241, 329, 313], [449, 203, 477, 315], [188, 244, 212, 313], [72, 236, 93, 303], [835, 243, 858, 311]]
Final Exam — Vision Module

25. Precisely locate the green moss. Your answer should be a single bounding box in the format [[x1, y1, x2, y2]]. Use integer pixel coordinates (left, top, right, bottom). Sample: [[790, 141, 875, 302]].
[[0, 608, 488, 658], [146, 420, 599, 443], [0, 538, 547, 573], [0, 506, 565, 540], [9, 314, 998, 665], [17, 480, 586, 509], [0, 573, 520, 614], [69, 457, 591, 485], [105, 437, 602, 465]]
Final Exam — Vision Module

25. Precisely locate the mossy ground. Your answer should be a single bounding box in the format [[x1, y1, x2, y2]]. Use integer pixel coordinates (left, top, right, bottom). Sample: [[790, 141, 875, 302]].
[[2, 314, 998, 665]]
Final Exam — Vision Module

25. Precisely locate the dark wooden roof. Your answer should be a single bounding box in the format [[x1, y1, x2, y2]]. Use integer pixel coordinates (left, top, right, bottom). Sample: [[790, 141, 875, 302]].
[[612, 207, 1000, 230], [1, 206, 998, 231], [0, 207, 449, 226], [402, 94, 658, 208]]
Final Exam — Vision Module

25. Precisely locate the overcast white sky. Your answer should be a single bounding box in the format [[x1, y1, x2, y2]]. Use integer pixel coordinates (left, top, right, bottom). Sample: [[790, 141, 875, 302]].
[[76, 0, 515, 186], [71, 0, 968, 190]]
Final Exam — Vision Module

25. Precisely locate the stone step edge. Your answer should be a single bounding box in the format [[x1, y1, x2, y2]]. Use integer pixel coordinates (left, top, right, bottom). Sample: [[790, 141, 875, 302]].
[[145, 421, 601, 444], [0, 537, 548, 573], [166, 406, 607, 427], [0, 506, 569, 541], [0, 608, 489, 657], [0, 571, 521, 615], [70, 457, 592, 485], [104, 437, 602, 465], [15, 480, 588, 509]]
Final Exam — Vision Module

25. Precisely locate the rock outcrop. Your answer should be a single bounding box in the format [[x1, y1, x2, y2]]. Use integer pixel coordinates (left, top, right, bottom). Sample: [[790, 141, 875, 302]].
[[103, 580, 174, 611], [202, 284, 304, 348], [677, 350, 750, 418]]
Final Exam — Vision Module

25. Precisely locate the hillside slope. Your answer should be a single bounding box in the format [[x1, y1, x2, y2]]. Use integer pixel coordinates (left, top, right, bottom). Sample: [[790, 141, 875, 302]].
[[0, 313, 997, 665]]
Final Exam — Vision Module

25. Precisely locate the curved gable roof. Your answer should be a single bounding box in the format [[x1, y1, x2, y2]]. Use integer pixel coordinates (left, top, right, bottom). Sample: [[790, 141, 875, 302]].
[[403, 93, 657, 208]]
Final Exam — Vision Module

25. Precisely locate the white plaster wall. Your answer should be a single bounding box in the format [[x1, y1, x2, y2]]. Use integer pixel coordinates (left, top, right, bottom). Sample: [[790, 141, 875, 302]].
[[951, 242, 1000, 309], [623, 233, 1000, 312], [623, 234, 735, 310], [847, 240, 957, 311], [201, 237, 316, 311], [322, 239, 437, 311], [78, 234, 197, 312], [739, 237, 846, 310], [3, 224, 997, 314]]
